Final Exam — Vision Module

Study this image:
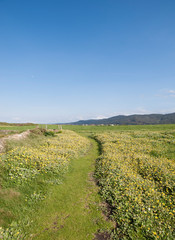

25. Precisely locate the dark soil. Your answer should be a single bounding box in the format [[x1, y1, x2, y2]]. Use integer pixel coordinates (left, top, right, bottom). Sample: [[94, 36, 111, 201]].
[[94, 232, 111, 240]]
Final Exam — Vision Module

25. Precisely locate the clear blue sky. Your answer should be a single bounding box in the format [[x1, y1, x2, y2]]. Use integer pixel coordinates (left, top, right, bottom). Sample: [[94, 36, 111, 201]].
[[0, 0, 175, 123]]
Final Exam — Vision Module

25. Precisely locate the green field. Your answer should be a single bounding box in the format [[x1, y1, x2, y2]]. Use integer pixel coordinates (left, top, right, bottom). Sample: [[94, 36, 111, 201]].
[[63, 123, 175, 132], [0, 124, 175, 239], [0, 124, 37, 132]]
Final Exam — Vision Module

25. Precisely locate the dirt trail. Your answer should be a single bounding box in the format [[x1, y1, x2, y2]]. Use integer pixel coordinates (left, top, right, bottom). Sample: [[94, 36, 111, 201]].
[[0, 130, 30, 153], [0, 139, 4, 152]]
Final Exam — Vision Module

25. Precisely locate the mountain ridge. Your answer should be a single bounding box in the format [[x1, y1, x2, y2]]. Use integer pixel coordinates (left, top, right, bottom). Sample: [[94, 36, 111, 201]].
[[62, 112, 175, 125]]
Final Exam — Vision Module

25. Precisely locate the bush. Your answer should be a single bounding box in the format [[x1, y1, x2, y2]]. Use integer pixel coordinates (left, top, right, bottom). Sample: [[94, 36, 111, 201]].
[[30, 128, 46, 135], [44, 131, 55, 137]]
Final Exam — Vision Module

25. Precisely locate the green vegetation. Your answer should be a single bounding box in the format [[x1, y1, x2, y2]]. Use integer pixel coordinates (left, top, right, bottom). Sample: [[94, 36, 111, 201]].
[[0, 130, 92, 239], [0, 123, 35, 138], [4, 129, 47, 152], [63, 123, 175, 133], [0, 124, 175, 239], [25, 138, 113, 240], [0, 125, 36, 132], [94, 130, 175, 239]]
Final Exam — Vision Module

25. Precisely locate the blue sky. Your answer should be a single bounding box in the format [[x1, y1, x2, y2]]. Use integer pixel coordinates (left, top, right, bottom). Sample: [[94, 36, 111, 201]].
[[0, 0, 175, 123]]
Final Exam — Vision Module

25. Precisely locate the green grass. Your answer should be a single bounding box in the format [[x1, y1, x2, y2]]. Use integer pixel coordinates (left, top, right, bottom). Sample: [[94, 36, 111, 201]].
[[0, 125, 37, 131], [63, 125, 175, 162], [0, 130, 113, 239], [24, 137, 113, 240], [0, 124, 37, 139], [93, 130, 175, 239], [1, 124, 175, 239], [0, 133, 51, 228], [2, 123, 175, 133], [62, 124, 175, 133]]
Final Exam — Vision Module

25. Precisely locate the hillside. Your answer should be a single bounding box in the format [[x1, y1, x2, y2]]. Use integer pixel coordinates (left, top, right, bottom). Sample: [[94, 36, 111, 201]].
[[67, 113, 175, 125]]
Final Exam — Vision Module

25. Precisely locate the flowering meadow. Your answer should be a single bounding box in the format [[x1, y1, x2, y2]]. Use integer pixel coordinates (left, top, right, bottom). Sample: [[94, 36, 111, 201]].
[[0, 130, 90, 239], [95, 131, 175, 239], [1, 130, 90, 185]]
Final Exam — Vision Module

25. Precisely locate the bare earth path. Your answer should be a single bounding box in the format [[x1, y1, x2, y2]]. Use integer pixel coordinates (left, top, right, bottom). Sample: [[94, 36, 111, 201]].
[[0, 130, 30, 153], [26, 137, 113, 240]]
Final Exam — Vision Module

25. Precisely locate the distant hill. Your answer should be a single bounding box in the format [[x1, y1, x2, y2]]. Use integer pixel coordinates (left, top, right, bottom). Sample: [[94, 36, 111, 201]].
[[65, 113, 175, 125]]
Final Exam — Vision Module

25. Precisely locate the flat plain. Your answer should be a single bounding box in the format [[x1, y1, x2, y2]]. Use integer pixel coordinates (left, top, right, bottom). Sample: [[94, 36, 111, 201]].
[[0, 123, 175, 239]]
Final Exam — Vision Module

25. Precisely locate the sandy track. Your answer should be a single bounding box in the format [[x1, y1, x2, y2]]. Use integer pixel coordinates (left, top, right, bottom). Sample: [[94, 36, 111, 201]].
[[0, 130, 30, 153]]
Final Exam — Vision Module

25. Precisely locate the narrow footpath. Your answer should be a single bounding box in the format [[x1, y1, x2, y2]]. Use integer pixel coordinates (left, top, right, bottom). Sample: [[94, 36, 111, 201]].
[[28, 137, 113, 240]]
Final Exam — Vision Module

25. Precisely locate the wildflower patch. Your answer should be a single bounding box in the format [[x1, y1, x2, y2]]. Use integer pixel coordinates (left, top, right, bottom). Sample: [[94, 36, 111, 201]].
[[95, 131, 175, 239], [1, 130, 90, 185]]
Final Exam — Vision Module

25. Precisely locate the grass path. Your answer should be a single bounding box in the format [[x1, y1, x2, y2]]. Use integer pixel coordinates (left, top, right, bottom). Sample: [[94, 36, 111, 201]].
[[27, 137, 113, 240]]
